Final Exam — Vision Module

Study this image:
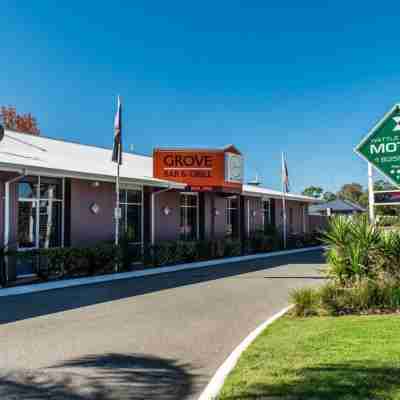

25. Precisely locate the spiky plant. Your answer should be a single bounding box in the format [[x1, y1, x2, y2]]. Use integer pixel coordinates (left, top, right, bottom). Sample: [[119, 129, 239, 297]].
[[323, 215, 382, 284], [322, 216, 352, 251]]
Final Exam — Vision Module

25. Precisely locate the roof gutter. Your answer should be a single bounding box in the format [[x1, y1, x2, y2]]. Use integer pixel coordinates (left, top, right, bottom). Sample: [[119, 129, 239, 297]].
[[243, 190, 319, 203], [0, 161, 185, 190]]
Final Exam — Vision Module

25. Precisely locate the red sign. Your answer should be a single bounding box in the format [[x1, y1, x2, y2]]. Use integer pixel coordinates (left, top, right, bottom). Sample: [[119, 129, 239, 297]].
[[153, 147, 243, 192], [374, 191, 400, 204]]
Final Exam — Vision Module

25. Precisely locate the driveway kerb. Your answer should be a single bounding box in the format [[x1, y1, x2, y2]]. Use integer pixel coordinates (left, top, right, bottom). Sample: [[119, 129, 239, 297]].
[[198, 305, 294, 400]]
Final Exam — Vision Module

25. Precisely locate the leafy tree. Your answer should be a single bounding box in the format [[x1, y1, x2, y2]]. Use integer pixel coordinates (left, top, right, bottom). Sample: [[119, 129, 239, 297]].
[[374, 179, 397, 191], [302, 186, 323, 198], [373, 179, 400, 216], [358, 191, 369, 208], [0, 106, 40, 135], [337, 183, 363, 204], [323, 191, 336, 202]]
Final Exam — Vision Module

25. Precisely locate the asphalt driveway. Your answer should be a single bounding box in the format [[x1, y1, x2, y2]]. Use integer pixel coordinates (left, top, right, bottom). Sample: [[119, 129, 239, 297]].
[[0, 250, 326, 399]]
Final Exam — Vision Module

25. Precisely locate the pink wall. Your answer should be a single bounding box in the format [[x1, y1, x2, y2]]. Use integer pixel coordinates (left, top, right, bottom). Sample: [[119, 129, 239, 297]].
[[1, 172, 317, 249], [213, 195, 228, 239], [154, 190, 180, 242], [275, 199, 308, 234], [245, 196, 263, 236], [203, 193, 229, 239], [309, 215, 328, 232], [70, 179, 115, 246]]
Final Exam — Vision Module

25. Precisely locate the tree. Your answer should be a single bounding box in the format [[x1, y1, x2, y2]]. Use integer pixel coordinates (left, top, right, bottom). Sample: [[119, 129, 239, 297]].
[[373, 179, 397, 191], [337, 183, 363, 204], [373, 179, 400, 216], [323, 191, 336, 202], [0, 106, 40, 135], [358, 191, 369, 208], [302, 186, 323, 198]]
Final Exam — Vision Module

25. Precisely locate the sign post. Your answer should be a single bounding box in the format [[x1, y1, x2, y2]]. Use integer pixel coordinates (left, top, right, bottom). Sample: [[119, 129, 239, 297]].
[[355, 104, 400, 222], [368, 163, 375, 223]]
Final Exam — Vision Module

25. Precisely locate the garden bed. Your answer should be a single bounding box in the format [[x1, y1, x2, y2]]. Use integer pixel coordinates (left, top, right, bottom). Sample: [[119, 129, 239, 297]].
[[1, 229, 321, 288], [218, 314, 400, 400]]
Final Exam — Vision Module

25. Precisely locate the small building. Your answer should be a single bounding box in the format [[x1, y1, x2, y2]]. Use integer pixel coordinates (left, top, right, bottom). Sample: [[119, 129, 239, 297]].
[[309, 198, 365, 216], [0, 129, 319, 282]]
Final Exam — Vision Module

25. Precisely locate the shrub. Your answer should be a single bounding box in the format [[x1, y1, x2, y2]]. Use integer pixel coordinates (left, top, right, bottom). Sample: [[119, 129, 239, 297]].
[[11, 243, 120, 280], [318, 283, 345, 316], [119, 229, 138, 271], [374, 230, 400, 280], [290, 287, 319, 317], [263, 224, 282, 250], [144, 238, 243, 267], [247, 231, 275, 254], [377, 215, 400, 227], [317, 278, 400, 316], [222, 238, 242, 257], [195, 240, 213, 261]]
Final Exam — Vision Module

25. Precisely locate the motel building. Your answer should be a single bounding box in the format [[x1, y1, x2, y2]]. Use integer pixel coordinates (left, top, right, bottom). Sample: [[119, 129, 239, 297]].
[[0, 128, 317, 283]]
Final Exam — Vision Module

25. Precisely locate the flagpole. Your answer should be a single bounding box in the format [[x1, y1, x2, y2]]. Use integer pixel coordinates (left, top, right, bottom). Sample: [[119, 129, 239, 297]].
[[281, 152, 287, 249], [113, 95, 122, 248], [115, 147, 120, 246]]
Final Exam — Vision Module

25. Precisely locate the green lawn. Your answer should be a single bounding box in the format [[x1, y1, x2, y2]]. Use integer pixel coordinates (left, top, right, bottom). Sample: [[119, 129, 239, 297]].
[[218, 315, 400, 400]]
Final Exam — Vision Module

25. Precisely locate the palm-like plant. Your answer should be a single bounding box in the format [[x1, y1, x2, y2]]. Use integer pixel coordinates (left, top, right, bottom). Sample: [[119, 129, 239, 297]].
[[323, 215, 382, 284], [322, 216, 352, 250]]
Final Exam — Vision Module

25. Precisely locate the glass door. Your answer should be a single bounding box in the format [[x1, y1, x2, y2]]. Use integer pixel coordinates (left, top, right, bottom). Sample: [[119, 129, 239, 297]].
[[16, 176, 64, 277]]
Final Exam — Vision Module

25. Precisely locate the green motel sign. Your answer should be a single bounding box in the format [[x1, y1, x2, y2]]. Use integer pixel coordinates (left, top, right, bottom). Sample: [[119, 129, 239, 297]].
[[356, 104, 400, 187]]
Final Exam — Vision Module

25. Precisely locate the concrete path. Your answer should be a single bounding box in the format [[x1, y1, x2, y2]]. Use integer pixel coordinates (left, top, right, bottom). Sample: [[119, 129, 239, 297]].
[[0, 250, 326, 399]]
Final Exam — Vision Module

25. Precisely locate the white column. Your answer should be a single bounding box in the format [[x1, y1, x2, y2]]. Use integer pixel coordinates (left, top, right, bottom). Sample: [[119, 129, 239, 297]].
[[368, 162, 375, 223]]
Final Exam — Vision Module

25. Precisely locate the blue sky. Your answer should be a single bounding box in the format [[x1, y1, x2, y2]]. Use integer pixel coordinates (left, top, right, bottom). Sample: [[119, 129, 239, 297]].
[[1, 1, 399, 193]]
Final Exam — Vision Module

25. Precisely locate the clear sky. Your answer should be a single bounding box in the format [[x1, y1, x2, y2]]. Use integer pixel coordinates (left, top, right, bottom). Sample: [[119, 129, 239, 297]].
[[1, 1, 398, 193]]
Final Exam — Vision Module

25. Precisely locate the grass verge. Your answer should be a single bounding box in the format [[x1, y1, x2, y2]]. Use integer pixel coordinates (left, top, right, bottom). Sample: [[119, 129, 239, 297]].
[[218, 315, 400, 399]]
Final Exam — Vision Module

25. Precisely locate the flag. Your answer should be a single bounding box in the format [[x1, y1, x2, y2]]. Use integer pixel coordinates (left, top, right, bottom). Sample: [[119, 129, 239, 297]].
[[112, 96, 122, 164], [282, 152, 290, 193]]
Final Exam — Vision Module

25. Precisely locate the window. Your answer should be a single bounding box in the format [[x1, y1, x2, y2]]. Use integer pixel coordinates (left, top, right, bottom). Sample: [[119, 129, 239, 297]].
[[17, 176, 64, 249], [262, 199, 271, 232], [180, 193, 199, 240], [119, 189, 143, 244], [226, 197, 239, 237]]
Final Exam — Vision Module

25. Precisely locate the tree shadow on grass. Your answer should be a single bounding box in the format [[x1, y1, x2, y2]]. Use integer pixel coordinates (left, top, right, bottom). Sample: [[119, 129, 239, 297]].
[[0, 353, 197, 400], [221, 361, 400, 400]]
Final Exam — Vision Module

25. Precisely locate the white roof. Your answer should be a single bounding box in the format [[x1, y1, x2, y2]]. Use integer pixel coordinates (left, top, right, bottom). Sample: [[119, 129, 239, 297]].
[[243, 184, 320, 203], [0, 130, 185, 188], [0, 130, 317, 202]]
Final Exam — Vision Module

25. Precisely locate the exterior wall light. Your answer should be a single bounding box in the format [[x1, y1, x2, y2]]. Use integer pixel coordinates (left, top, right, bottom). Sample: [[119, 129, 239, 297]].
[[90, 202, 100, 215], [91, 181, 100, 188], [214, 209, 220, 216], [163, 206, 172, 216], [252, 210, 257, 217]]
